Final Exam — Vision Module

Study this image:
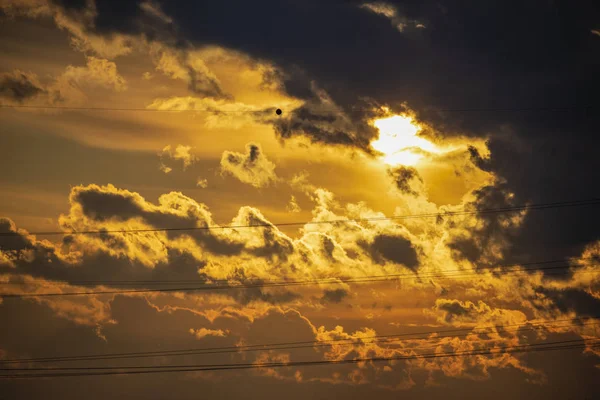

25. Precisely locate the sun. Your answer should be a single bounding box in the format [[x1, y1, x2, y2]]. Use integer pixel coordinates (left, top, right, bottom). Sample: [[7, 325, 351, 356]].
[[371, 115, 439, 166]]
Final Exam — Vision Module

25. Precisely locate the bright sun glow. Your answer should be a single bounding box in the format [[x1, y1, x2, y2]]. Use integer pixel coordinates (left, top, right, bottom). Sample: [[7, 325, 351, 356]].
[[371, 115, 439, 166]]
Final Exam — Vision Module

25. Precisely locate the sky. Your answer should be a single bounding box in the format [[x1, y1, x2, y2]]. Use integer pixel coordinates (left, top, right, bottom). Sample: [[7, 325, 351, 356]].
[[0, 0, 599, 398]]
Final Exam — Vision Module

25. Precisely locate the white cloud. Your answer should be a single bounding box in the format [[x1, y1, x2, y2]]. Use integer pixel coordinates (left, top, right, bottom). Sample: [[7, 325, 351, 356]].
[[220, 143, 277, 188]]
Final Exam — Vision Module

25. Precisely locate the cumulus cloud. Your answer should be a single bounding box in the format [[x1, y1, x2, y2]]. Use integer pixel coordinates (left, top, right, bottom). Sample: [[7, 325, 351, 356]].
[[220, 143, 277, 188]]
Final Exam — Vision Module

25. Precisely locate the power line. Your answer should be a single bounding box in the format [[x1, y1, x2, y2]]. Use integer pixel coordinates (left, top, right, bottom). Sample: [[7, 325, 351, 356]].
[[0, 256, 587, 286], [1, 262, 596, 299], [1, 339, 597, 379], [3, 326, 597, 371], [1, 103, 595, 113], [1, 198, 598, 238], [0, 317, 594, 365], [0, 104, 275, 113]]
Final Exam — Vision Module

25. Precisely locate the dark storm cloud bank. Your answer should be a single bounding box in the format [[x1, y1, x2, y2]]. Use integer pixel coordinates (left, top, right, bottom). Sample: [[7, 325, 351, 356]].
[[152, 0, 600, 135], [535, 287, 600, 318], [51, 0, 599, 135], [476, 136, 600, 264]]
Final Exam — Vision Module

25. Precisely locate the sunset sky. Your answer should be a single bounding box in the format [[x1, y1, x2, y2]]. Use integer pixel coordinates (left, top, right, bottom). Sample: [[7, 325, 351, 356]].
[[1, 1, 600, 398]]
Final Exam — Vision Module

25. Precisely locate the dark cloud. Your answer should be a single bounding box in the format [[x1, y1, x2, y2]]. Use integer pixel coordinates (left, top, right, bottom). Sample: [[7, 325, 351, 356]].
[[388, 166, 422, 196], [150, 1, 595, 129], [362, 233, 419, 270], [93, 0, 144, 33], [0, 222, 207, 286], [479, 136, 600, 263], [248, 227, 296, 262], [0, 218, 30, 251], [435, 299, 471, 321], [51, 0, 87, 11], [320, 288, 348, 304], [229, 287, 302, 305], [447, 183, 520, 264], [0, 71, 45, 103], [321, 235, 336, 260], [272, 103, 378, 150], [186, 64, 231, 99], [73, 188, 149, 222], [536, 287, 600, 318], [467, 145, 492, 172], [53, 0, 162, 37]]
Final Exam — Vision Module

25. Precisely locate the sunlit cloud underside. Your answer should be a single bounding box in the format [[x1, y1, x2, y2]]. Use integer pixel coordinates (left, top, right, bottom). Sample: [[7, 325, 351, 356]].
[[371, 115, 441, 166]]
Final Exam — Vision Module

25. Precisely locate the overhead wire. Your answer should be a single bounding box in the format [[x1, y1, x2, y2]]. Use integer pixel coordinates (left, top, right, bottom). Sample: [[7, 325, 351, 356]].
[[1, 338, 598, 379], [3, 327, 598, 371], [0, 256, 591, 286], [0, 198, 598, 238], [0, 317, 596, 366], [0, 104, 596, 113], [1, 261, 597, 299], [0, 104, 269, 113]]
